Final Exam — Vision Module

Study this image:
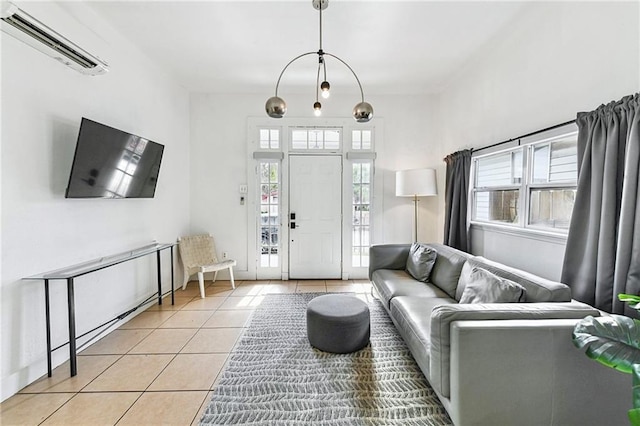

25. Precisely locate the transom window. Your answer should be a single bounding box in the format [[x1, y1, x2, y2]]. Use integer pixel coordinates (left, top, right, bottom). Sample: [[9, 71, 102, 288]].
[[472, 130, 578, 232], [259, 129, 280, 149], [291, 128, 340, 150], [352, 130, 372, 150]]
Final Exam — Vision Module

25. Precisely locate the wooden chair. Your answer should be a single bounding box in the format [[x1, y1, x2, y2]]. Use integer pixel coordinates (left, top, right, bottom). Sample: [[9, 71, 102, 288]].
[[178, 234, 236, 298]]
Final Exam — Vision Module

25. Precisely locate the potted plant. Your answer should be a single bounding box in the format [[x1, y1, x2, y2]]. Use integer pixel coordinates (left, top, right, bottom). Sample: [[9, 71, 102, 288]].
[[573, 294, 640, 425]]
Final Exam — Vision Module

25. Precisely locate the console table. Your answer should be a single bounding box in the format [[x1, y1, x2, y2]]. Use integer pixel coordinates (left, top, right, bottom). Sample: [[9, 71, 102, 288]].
[[23, 242, 176, 378]]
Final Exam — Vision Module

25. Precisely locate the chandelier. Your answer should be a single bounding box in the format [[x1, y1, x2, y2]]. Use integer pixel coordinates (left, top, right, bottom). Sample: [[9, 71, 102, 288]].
[[265, 0, 374, 122]]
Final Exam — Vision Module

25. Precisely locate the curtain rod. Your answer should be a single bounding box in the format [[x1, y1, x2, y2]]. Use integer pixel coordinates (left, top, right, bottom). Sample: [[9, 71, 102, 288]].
[[472, 119, 576, 154]]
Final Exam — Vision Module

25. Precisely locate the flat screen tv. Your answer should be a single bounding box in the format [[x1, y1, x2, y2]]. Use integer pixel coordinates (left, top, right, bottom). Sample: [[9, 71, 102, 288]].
[[65, 118, 164, 198]]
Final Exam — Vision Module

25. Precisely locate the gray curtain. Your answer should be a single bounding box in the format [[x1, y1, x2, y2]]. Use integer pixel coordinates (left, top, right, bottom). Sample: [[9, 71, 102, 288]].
[[561, 93, 640, 317], [443, 149, 472, 252]]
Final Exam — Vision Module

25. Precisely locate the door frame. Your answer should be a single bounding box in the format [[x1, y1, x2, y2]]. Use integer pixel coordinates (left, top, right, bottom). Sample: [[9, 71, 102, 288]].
[[246, 117, 385, 281]]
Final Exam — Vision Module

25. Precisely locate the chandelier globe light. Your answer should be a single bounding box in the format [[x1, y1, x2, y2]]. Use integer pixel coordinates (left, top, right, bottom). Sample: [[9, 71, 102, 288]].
[[265, 0, 373, 122]]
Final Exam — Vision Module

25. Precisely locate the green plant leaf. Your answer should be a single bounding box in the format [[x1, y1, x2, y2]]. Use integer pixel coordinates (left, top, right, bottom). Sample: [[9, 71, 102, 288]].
[[620, 294, 640, 311], [572, 315, 640, 374], [629, 408, 640, 426], [633, 364, 640, 409]]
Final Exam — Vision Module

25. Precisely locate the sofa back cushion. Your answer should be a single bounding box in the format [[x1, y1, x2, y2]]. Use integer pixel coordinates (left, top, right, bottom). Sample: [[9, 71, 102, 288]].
[[456, 256, 571, 302], [425, 243, 472, 299], [459, 267, 526, 303], [406, 243, 438, 282]]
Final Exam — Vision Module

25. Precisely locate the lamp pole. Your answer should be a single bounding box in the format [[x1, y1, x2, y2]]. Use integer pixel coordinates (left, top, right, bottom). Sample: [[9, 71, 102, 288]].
[[413, 194, 419, 243], [395, 168, 437, 244]]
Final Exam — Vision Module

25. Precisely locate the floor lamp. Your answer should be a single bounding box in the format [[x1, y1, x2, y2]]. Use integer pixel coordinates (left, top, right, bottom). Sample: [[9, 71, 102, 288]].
[[396, 168, 438, 243]]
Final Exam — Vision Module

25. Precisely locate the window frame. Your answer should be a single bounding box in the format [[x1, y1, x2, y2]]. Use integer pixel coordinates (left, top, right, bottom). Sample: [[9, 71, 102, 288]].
[[350, 160, 373, 268], [470, 125, 578, 236], [258, 127, 281, 150], [257, 159, 281, 270]]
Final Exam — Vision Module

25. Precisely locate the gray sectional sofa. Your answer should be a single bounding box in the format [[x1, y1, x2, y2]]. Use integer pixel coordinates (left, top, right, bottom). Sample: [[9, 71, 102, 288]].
[[370, 243, 630, 426]]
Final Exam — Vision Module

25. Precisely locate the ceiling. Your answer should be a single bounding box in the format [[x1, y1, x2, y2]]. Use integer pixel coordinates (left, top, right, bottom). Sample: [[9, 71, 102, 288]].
[[87, 1, 529, 95]]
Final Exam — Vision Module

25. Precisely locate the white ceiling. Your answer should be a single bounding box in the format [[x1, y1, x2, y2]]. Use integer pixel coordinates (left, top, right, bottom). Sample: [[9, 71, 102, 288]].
[[87, 1, 529, 95]]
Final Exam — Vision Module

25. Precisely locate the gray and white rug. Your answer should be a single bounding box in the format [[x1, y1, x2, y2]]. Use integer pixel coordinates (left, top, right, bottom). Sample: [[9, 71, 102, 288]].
[[200, 293, 452, 425]]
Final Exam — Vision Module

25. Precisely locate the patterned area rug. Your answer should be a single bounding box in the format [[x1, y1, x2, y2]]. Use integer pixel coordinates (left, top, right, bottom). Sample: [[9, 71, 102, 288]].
[[200, 293, 452, 425]]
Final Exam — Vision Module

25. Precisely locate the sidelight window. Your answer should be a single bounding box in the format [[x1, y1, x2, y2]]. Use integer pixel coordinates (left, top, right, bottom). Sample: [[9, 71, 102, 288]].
[[259, 161, 280, 267], [352, 161, 371, 267]]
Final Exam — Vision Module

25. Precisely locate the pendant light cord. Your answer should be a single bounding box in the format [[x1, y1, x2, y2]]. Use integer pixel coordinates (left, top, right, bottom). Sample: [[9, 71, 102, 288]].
[[316, 61, 321, 102]]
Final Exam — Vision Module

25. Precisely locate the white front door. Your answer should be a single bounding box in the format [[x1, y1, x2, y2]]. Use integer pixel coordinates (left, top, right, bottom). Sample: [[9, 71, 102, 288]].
[[289, 155, 342, 279]]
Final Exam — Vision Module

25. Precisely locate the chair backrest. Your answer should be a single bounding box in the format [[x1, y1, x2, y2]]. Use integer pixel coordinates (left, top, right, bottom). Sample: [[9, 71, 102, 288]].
[[178, 234, 219, 268]]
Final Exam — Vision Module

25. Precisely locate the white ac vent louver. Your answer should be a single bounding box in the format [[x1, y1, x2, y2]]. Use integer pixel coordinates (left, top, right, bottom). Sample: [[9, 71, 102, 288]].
[[1, 2, 108, 75]]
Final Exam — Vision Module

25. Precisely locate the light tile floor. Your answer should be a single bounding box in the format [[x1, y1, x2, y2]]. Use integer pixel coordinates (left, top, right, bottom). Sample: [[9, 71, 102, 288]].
[[0, 279, 373, 425]]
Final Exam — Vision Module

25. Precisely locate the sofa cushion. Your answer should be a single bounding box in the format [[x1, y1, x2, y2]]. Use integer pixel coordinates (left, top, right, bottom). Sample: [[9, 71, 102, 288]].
[[389, 296, 456, 380], [455, 256, 571, 302], [406, 243, 437, 282], [425, 243, 472, 299], [369, 244, 411, 280], [459, 267, 526, 304], [372, 269, 449, 309]]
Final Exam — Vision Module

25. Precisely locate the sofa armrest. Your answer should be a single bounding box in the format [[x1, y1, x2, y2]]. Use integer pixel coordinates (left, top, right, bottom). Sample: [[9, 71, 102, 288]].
[[429, 301, 600, 399], [368, 244, 411, 280], [448, 319, 629, 426]]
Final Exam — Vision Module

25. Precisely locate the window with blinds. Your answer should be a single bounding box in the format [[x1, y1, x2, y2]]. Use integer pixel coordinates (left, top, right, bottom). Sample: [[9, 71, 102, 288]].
[[471, 131, 578, 232], [473, 150, 522, 224], [528, 136, 577, 230]]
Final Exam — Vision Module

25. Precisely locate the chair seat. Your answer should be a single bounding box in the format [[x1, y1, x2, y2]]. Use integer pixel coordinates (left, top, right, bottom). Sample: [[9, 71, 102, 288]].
[[178, 234, 236, 298], [199, 259, 237, 273]]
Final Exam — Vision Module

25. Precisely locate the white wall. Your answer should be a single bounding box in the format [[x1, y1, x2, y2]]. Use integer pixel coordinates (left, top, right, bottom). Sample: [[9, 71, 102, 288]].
[[0, 2, 190, 400], [189, 92, 441, 279], [434, 1, 640, 280]]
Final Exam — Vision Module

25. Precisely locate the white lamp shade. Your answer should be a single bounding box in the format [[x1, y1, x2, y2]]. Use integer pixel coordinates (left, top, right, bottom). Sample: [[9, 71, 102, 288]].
[[396, 168, 437, 197]]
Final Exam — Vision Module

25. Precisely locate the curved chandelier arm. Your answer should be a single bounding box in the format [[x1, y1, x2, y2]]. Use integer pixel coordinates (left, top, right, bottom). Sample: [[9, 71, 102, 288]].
[[274, 51, 317, 97], [324, 52, 366, 103]]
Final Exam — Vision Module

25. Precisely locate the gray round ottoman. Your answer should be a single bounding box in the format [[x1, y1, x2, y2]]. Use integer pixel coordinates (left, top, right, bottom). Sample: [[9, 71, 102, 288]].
[[306, 294, 370, 353]]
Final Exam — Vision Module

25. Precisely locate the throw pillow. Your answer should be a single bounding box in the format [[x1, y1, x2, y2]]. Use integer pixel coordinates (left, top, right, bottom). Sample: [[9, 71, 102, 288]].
[[405, 243, 437, 282], [459, 267, 526, 304]]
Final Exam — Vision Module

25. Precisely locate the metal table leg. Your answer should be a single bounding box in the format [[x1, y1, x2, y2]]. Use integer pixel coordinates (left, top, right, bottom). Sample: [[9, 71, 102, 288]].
[[156, 250, 162, 305], [170, 246, 175, 305], [67, 278, 77, 377], [44, 279, 52, 377]]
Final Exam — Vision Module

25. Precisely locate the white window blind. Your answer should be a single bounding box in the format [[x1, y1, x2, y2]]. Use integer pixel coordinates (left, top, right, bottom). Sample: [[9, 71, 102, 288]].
[[476, 150, 522, 187]]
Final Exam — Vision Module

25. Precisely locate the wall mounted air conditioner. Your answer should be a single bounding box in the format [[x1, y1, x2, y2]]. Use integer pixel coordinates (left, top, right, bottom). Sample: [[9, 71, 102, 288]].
[[1, 2, 108, 75]]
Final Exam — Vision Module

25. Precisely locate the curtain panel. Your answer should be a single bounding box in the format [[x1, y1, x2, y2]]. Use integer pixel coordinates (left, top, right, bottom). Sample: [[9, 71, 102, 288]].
[[561, 93, 640, 317], [443, 149, 472, 252]]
